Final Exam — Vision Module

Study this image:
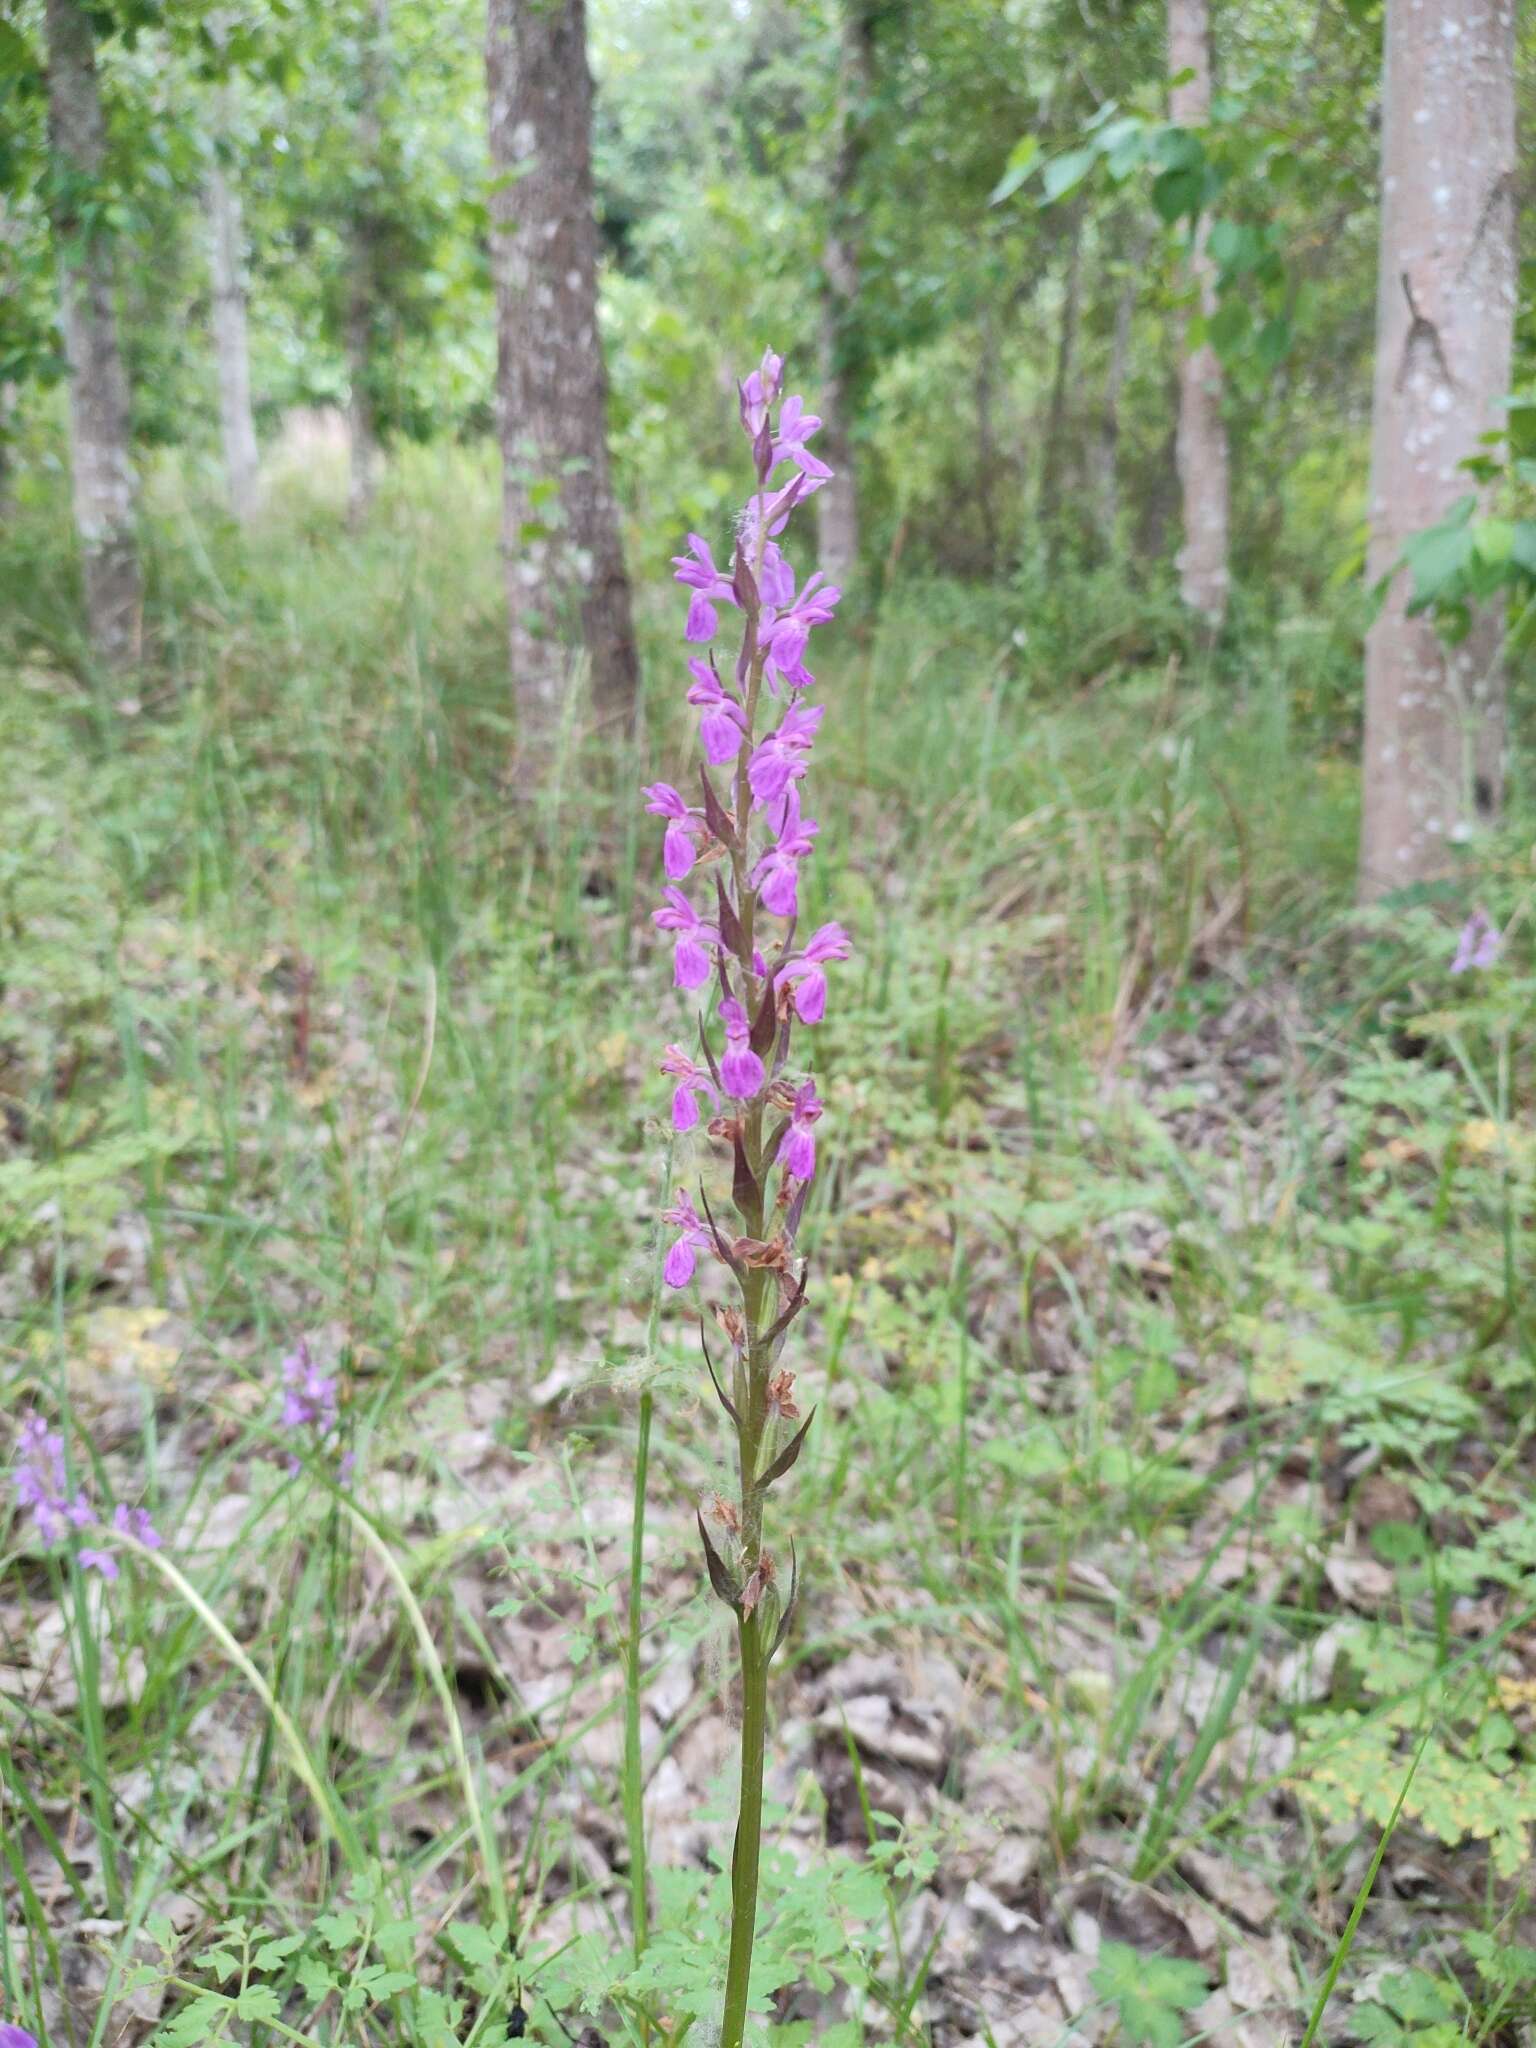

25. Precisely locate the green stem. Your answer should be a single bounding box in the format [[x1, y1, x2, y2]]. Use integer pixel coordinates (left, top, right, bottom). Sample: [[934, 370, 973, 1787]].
[[720, 1611, 768, 2048], [624, 1386, 654, 1959]]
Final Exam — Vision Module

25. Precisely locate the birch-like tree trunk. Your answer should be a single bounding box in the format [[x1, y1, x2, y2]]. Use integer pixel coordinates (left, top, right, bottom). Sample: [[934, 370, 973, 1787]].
[[207, 125, 260, 526], [44, 0, 142, 667], [485, 0, 638, 737], [1357, 0, 1516, 900], [1168, 0, 1229, 631], [816, 0, 873, 592], [346, 0, 388, 528]]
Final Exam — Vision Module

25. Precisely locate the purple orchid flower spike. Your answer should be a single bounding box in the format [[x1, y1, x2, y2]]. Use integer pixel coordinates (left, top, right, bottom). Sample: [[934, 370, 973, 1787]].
[[646, 348, 853, 2048], [652, 887, 718, 989], [687, 659, 749, 765], [660, 1043, 720, 1131], [672, 533, 738, 644], [778, 921, 852, 1024], [1451, 907, 1501, 974], [662, 1188, 712, 1287], [748, 702, 824, 807], [718, 997, 767, 1099], [771, 394, 831, 481], [751, 785, 819, 917], [11, 1411, 160, 1576], [643, 781, 707, 880]]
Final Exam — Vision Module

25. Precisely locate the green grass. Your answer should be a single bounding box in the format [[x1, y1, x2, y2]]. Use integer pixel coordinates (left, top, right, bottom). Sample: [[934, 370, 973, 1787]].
[[4, 445, 1536, 2047]]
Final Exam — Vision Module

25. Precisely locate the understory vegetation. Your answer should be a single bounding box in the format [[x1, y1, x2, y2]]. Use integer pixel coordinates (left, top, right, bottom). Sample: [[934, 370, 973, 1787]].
[[4, 449, 1536, 2045]]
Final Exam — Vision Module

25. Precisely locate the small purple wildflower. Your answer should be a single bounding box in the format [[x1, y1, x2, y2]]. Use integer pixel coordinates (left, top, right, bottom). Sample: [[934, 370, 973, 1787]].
[[663, 1189, 712, 1289], [739, 347, 784, 438], [660, 1043, 720, 1132], [11, 1412, 159, 1575], [748, 701, 823, 807], [751, 785, 819, 918], [771, 395, 830, 482], [718, 998, 766, 1100], [671, 533, 738, 644], [686, 659, 748, 765], [643, 781, 707, 881], [781, 1080, 822, 1182], [1451, 908, 1501, 974], [778, 922, 851, 1025], [278, 1338, 349, 1475], [1, 2024, 40, 2048], [652, 886, 718, 990]]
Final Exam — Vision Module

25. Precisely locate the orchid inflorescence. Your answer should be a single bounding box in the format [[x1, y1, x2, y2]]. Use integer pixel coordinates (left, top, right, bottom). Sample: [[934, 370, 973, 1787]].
[[644, 346, 848, 2044], [11, 1411, 161, 1579]]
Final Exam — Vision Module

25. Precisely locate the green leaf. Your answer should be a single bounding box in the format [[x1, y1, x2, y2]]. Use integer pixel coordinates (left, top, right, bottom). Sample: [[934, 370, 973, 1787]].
[[1091, 1942, 1209, 2048], [988, 135, 1039, 206], [1040, 146, 1096, 205]]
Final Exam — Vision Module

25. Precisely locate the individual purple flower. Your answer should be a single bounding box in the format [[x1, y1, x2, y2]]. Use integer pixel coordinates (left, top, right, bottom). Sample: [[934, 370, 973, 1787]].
[[644, 781, 707, 881], [739, 348, 784, 438], [778, 922, 852, 1025], [653, 887, 718, 990], [663, 1189, 712, 1288], [771, 395, 831, 482], [1, 2023, 39, 2048], [660, 1044, 720, 1132], [758, 541, 796, 609], [781, 1080, 822, 1181], [672, 533, 737, 643], [751, 786, 819, 918], [1451, 908, 1501, 974], [77, 1545, 118, 1579], [113, 1502, 163, 1549], [718, 997, 766, 1100], [687, 659, 748, 765], [748, 702, 824, 807], [763, 573, 841, 693]]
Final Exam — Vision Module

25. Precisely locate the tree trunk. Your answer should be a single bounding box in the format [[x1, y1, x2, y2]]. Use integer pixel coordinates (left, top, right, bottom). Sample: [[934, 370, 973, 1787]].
[[1357, 0, 1516, 900], [816, 0, 874, 592], [43, 0, 142, 668], [485, 0, 638, 740], [1039, 209, 1084, 556], [346, 0, 388, 528], [207, 121, 260, 526], [1167, 0, 1229, 632]]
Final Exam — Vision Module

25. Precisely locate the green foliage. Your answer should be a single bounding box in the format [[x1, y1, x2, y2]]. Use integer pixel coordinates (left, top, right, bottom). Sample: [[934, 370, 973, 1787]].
[[1091, 1941, 1209, 2048]]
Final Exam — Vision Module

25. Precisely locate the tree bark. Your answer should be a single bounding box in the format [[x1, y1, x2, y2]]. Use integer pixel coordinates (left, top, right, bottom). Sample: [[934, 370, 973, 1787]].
[[485, 0, 638, 739], [346, 0, 389, 528], [1357, 0, 1516, 901], [44, 0, 142, 667], [1168, 0, 1229, 632], [816, 0, 874, 592], [207, 121, 260, 526]]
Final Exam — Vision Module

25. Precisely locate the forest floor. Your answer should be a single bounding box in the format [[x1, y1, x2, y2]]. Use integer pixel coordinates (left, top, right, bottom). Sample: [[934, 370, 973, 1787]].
[[4, 452, 1536, 2048]]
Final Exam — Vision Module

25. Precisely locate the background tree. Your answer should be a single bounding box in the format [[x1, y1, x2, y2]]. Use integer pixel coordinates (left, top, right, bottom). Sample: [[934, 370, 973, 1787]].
[[43, 0, 142, 666], [817, 0, 876, 589], [485, 0, 638, 738], [1357, 0, 1518, 899], [1167, 0, 1229, 632]]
